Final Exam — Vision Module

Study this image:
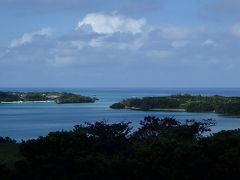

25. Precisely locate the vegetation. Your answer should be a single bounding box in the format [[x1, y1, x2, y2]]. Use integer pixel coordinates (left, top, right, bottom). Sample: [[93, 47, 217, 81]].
[[0, 92, 20, 102], [1, 116, 240, 179], [55, 92, 96, 104], [0, 91, 97, 104], [0, 143, 23, 168], [110, 94, 240, 115], [110, 102, 126, 109]]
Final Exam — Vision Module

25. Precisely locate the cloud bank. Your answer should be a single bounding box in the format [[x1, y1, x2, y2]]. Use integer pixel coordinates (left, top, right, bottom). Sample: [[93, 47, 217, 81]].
[[76, 13, 146, 34], [1, 12, 240, 87], [9, 28, 54, 48]]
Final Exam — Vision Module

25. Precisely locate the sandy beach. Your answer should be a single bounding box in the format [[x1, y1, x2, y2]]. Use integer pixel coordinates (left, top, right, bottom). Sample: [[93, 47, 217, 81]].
[[0, 100, 54, 104]]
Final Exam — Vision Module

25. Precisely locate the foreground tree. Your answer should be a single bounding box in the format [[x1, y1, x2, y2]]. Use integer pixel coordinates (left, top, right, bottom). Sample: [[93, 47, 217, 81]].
[[133, 116, 215, 141], [2, 117, 240, 179]]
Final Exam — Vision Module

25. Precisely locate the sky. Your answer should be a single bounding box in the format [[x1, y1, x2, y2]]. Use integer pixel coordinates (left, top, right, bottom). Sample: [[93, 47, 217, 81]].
[[1, 0, 240, 88]]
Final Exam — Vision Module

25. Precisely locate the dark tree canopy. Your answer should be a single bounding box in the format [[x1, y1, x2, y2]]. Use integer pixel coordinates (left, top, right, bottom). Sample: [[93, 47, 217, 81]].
[[0, 91, 97, 104], [110, 95, 240, 115], [1, 117, 240, 180]]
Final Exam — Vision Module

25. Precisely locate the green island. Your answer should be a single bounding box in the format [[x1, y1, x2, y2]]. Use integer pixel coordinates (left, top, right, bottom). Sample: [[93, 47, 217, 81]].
[[110, 94, 240, 115], [0, 91, 97, 104]]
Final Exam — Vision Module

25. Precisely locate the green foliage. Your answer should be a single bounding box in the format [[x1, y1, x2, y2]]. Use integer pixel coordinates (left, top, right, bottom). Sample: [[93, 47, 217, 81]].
[[0, 91, 20, 102], [2, 117, 240, 179], [133, 116, 215, 141], [0, 91, 97, 104], [215, 102, 240, 115], [186, 102, 215, 112], [0, 139, 23, 179], [0, 137, 16, 143], [110, 102, 125, 109], [122, 97, 182, 110], [0, 143, 23, 167], [55, 93, 96, 104], [111, 95, 240, 115], [23, 93, 48, 101]]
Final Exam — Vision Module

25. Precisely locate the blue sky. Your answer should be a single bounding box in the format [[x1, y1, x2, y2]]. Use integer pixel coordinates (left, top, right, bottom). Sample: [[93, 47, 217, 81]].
[[1, 0, 240, 87]]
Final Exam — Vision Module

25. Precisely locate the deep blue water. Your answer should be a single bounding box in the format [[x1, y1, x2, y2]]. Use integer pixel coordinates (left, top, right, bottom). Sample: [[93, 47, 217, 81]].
[[1, 87, 240, 141]]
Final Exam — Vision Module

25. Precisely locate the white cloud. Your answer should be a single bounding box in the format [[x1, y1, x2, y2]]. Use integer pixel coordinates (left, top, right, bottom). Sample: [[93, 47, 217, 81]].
[[2, 15, 240, 75], [76, 13, 146, 34], [89, 37, 105, 47], [9, 28, 54, 48]]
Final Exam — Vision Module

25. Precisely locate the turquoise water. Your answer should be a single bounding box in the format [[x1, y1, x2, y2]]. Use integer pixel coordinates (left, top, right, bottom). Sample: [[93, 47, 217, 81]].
[[1, 88, 240, 141]]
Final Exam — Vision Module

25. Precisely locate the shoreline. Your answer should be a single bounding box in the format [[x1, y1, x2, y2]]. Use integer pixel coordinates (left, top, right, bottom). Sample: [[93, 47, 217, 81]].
[[0, 100, 55, 104], [126, 106, 187, 112]]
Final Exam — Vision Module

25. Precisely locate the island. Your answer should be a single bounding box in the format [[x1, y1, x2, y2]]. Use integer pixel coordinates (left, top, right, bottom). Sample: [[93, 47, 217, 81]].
[[0, 91, 97, 104], [110, 94, 240, 115]]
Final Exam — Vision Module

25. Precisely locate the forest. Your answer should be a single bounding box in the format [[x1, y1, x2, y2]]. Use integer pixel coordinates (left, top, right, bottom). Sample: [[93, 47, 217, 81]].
[[0, 92, 97, 104], [1, 116, 240, 179], [110, 95, 240, 115]]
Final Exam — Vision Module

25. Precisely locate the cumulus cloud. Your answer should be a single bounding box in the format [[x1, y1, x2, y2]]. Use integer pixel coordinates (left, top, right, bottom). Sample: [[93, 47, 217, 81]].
[[2, 18, 238, 68], [9, 28, 54, 48], [76, 13, 146, 34], [2, 12, 240, 87]]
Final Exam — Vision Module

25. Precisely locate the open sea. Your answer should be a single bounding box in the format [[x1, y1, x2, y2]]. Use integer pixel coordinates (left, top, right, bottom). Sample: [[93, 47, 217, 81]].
[[1, 87, 240, 141]]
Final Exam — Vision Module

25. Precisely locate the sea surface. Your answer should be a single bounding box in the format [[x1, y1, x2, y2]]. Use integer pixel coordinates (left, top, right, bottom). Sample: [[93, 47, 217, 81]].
[[1, 87, 240, 141]]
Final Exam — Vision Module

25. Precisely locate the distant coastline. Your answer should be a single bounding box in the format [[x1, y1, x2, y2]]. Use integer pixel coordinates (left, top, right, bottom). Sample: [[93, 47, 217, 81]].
[[0, 92, 97, 104], [110, 95, 240, 115], [0, 100, 55, 104], [127, 107, 187, 112]]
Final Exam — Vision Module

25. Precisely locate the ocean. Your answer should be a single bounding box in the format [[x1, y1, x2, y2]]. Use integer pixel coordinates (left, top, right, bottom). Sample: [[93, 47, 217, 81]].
[[1, 87, 240, 141]]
